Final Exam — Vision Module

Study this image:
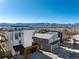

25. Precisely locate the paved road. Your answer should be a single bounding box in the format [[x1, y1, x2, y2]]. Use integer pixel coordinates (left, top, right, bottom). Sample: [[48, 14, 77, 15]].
[[15, 51, 52, 59], [28, 51, 52, 59]]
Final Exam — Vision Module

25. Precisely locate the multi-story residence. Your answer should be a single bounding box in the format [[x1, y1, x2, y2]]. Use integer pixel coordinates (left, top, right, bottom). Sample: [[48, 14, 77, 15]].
[[5, 29, 35, 55], [32, 32, 62, 52]]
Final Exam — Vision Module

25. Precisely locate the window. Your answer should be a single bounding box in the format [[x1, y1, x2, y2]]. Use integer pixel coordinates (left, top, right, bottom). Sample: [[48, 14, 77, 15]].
[[15, 33, 18, 39], [49, 39, 53, 43], [19, 33, 21, 37], [19, 40, 21, 44]]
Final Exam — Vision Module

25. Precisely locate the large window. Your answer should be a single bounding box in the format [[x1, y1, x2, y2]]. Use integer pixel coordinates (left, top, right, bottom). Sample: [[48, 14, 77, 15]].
[[19, 33, 21, 37], [15, 32, 22, 40], [15, 33, 18, 40], [49, 35, 58, 44]]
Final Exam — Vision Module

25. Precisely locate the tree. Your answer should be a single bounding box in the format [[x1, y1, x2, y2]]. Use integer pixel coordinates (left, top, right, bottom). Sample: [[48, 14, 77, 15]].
[[63, 28, 72, 40], [63, 28, 71, 35], [37, 29, 48, 33]]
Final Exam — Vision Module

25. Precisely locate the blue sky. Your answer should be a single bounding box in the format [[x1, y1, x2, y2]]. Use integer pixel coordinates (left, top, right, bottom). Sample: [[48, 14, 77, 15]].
[[0, 0, 79, 23]]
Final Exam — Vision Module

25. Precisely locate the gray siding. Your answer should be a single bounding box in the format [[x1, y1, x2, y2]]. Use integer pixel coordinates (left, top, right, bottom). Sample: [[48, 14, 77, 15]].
[[33, 38, 51, 52]]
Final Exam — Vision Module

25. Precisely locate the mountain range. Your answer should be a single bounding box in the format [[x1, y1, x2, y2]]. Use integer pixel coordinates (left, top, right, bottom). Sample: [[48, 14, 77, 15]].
[[0, 23, 79, 28]]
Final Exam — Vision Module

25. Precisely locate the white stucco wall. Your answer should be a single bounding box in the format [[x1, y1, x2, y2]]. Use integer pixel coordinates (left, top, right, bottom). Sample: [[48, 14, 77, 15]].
[[12, 31, 21, 46], [5, 32, 13, 44], [5, 30, 35, 47], [5, 31, 22, 46], [5, 32, 16, 56], [22, 30, 35, 48]]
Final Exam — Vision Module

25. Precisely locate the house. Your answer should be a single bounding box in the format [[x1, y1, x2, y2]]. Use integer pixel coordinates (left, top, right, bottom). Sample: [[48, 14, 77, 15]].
[[72, 34, 79, 43], [5, 29, 35, 55], [32, 32, 62, 52]]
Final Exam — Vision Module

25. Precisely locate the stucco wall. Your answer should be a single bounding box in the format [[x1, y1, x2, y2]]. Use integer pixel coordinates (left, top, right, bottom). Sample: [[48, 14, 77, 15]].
[[22, 30, 35, 48]]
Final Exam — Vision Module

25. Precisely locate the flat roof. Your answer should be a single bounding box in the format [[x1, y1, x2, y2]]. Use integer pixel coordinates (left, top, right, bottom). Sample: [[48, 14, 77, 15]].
[[34, 33, 55, 39]]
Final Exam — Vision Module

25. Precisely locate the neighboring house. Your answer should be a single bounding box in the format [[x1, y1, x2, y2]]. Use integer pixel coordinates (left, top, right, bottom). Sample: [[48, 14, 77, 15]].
[[5, 30, 35, 55], [72, 34, 79, 43], [32, 32, 62, 52]]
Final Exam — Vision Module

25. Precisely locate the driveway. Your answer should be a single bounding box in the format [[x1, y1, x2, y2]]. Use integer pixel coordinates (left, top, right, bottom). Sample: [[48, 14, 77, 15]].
[[28, 51, 52, 59]]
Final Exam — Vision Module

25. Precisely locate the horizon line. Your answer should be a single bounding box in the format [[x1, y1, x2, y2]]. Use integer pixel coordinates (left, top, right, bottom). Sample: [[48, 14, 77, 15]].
[[0, 22, 79, 24]]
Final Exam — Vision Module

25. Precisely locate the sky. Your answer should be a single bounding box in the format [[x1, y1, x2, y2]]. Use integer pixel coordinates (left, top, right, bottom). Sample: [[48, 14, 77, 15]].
[[0, 0, 79, 23]]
